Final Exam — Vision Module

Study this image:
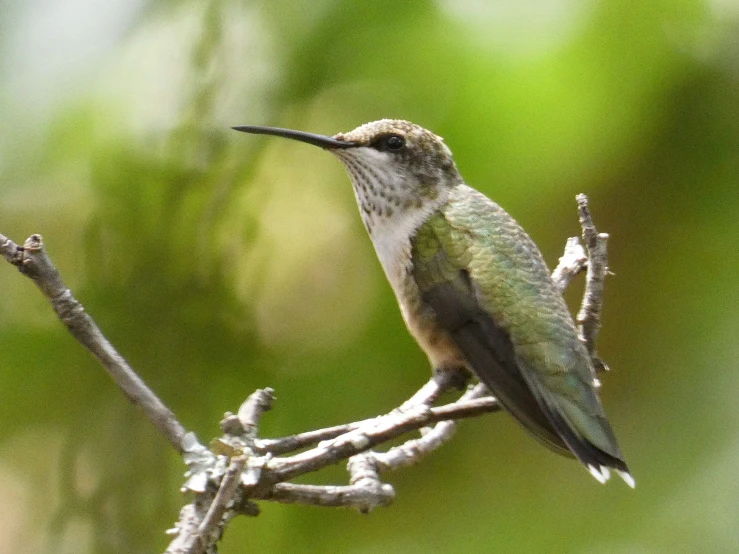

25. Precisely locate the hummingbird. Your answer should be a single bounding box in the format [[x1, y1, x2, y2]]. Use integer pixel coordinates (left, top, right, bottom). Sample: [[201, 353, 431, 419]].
[[233, 119, 634, 487]]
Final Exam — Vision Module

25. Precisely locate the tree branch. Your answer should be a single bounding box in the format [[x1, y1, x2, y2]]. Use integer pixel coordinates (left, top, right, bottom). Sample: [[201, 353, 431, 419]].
[[258, 481, 396, 509], [551, 237, 588, 293], [370, 384, 491, 472], [263, 391, 498, 484], [575, 194, 610, 375], [0, 233, 188, 453], [256, 369, 470, 456]]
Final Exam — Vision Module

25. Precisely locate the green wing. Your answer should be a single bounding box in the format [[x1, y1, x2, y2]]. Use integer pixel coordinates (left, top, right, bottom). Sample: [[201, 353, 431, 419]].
[[411, 186, 629, 475]]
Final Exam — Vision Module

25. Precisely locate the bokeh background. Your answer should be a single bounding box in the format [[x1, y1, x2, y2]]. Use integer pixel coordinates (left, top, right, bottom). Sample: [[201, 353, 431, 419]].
[[1, 0, 738, 552]]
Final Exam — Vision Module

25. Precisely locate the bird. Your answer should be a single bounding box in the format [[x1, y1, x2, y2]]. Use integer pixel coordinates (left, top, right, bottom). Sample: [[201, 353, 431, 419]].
[[233, 119, 634, 487]]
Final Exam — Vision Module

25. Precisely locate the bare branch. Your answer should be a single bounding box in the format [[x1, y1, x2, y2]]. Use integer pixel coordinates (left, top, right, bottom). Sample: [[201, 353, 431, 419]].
[[256, 371, 469, 456], [371, 384, 491, 471], [263, 392, 498, 484], [257, 481, 395, 510], [346, 454, 393, 513], [190, 456, 247, 554], [551, 236, 588, 293], [257, 392, 498, 457], [220, 388, 276, 437], [0, 233, 188, 453], [167, 390, 277, 552], [237, 388, 275, 436], [575, 194, 610, 374], [256, 419, 371, 456]]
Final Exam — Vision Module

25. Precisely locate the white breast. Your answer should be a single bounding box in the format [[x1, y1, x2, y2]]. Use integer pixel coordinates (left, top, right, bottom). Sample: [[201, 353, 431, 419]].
[[364, 198, 466, 370], [368, 205, 438, 295]]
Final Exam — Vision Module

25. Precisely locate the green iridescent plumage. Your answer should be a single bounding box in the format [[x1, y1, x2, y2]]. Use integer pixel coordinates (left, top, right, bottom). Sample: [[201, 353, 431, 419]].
[[411, 187, 626, 466]]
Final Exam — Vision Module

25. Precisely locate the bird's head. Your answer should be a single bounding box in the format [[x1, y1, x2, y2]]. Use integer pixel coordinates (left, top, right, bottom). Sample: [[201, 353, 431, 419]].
[[234, 119, 462, 232]]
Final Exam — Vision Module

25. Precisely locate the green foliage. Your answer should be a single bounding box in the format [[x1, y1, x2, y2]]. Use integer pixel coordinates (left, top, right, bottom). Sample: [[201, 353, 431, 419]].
[[1, 0, 738, 552]]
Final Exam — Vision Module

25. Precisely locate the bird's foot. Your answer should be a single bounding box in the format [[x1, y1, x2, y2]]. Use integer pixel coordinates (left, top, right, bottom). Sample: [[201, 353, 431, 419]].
[[432, 366, 470, 392]]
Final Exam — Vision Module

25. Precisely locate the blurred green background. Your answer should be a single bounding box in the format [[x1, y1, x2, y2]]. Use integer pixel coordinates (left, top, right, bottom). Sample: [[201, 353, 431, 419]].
[[1, 0, 738, 552]]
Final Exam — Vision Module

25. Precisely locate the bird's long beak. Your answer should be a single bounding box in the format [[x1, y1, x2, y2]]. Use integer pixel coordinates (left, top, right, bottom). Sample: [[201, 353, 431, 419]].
[[232, 125, 356, 149]]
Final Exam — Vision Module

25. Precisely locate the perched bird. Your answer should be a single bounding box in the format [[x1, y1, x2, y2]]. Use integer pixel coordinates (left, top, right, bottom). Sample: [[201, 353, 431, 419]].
[[233, 119, 633, 487]]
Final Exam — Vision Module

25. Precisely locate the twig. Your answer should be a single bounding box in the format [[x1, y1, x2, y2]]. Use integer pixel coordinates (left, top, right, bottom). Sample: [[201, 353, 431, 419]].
[[257, 480, 395, 510], [256, 371, 470, 456], [190, 455, 247, 554], [0, 233, 188, 453], [166, 455, 248, 554], [220, 388, 276, 438], [237, 388, 275, 436], [263, 393, 499, 484], [551, 237, 588, 293], [346, 454, 393, 513], [167, 389, 276, 553], [256, 418, 374, 456], [371, 384, 490, 471], [257, 392, 498, 457], [575, 194, 610, 373]]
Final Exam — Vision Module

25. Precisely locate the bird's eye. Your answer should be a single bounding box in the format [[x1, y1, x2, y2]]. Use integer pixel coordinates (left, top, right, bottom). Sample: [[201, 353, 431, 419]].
[[385, 135, 405, 151]]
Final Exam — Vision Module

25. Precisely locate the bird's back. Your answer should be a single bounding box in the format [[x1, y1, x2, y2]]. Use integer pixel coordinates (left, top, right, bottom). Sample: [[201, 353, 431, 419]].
[[412, 184, 631, 481]]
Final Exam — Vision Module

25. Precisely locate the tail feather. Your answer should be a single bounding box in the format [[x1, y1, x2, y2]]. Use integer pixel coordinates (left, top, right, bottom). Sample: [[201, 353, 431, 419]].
[[536, 390, 635, 487]]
